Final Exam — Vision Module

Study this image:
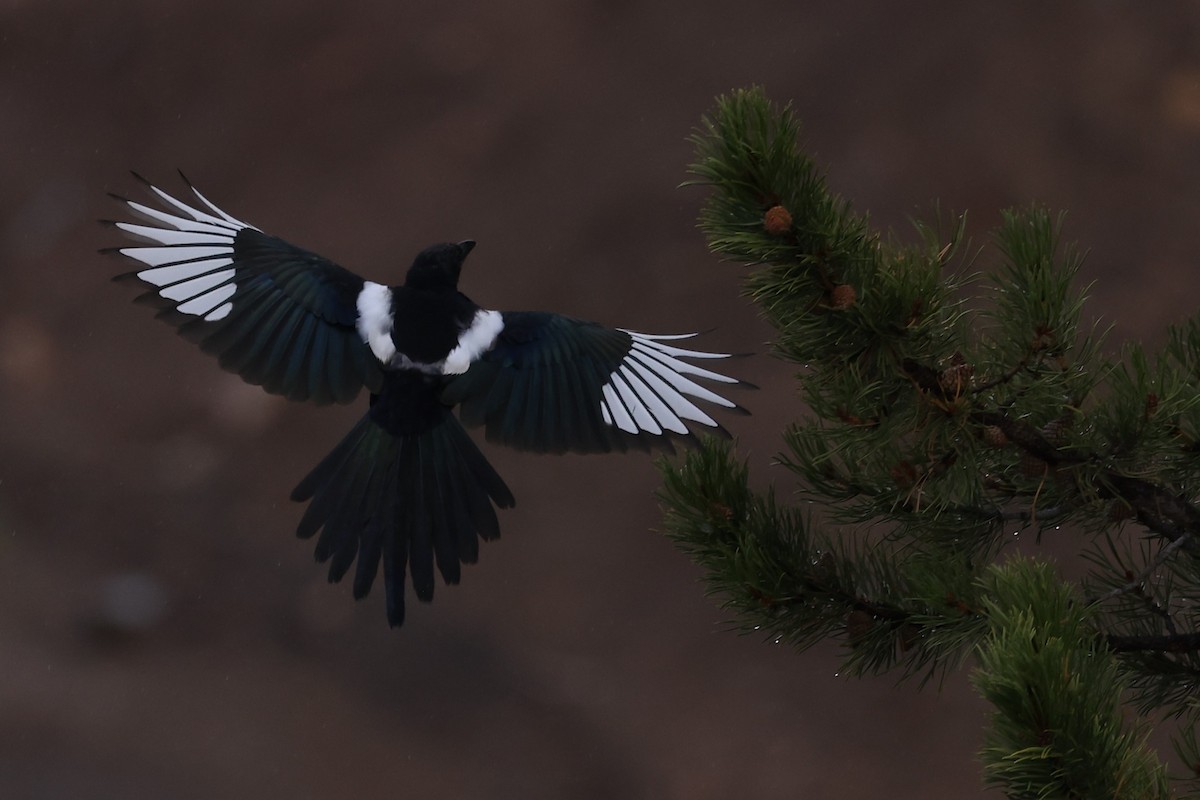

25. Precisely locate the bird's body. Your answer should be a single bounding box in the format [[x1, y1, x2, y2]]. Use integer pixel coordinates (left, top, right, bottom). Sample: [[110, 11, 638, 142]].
[[107, 175, 748, 627]]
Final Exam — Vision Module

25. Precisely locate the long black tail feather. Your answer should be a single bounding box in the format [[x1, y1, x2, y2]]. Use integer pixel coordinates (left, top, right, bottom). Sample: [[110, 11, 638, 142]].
[[291, 409, 514, 627]]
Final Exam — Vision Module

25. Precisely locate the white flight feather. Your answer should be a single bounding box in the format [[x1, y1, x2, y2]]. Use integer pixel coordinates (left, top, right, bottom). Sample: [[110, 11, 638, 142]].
[[597, 328, 741, 436], [618, 365, 689, 434], [601, 384, 637, 434]]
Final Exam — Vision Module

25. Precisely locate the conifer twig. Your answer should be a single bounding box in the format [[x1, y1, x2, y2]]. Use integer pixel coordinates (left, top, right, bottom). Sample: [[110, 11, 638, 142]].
[[1087, 533, 1194, 607], [1106, 631, 1200, 654]]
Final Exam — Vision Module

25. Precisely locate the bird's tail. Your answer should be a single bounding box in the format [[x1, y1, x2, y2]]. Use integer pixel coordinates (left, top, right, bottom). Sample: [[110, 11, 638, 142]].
[[290, 407, 515, 627]]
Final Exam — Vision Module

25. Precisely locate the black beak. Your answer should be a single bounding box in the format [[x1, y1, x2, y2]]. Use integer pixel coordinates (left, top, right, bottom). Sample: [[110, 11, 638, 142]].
[[457, 240, 476, 257]]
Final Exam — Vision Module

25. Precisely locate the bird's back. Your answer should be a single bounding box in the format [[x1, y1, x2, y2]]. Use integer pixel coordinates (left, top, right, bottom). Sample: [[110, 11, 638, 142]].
[[388, 287, 478, 367]]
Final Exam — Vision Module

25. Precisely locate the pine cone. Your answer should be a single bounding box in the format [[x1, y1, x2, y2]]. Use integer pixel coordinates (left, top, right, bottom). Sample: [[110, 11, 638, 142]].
[[830, 283, 857, 310], [980, 425, 1009, 448], [1040, 418, 1069, 447], [938, 362, 975, 396], [763, 204, 793, 236]]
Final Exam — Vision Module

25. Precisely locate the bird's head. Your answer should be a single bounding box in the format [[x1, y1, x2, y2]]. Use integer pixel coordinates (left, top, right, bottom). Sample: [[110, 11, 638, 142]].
[[404, 240, 476, 290]]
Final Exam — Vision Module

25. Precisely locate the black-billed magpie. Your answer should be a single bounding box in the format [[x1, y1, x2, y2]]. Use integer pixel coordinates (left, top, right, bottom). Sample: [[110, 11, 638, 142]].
[[105, 174, 749, 627]]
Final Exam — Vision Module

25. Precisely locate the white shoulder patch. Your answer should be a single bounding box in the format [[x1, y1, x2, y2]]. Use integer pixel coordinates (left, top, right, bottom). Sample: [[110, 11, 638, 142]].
[[355, 282, 396, 363], [443, 309, 504, 375]]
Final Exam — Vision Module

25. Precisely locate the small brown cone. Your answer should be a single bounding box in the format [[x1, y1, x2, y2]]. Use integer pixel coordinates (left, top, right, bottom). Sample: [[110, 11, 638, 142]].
[[1145, 393, 1159, 419], [763, 204, 793, 236], [981, 425, 1008, 448], [830, 283, 857, 310]]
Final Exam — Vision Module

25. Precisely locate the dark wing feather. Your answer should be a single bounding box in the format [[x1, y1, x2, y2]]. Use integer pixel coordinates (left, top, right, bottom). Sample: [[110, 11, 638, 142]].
[[443, 311, 748, 454], [106, 176, 382, 404]]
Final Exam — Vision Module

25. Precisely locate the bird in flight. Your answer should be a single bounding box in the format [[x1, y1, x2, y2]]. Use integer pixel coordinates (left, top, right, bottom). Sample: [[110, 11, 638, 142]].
[[105, 174, 749, 627]]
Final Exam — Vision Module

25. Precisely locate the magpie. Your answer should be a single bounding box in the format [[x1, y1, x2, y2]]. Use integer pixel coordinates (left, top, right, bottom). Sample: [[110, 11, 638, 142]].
[[105, 174, 749, 627]]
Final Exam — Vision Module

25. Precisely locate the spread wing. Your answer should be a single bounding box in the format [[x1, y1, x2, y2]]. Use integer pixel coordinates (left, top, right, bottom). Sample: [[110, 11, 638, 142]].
[[442, 311, 748, 453], [105, 174, 383, 404]]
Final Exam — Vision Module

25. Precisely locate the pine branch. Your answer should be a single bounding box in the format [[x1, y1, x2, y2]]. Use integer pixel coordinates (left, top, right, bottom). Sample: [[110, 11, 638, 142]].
[[1102, 474, 1200, 551], [973, 559, 1169, 799], [1108, 632, 1200, 654], [661, 87, 1200, 797], [1089, 533, 1195, 608], [658, 439, 988, 682]]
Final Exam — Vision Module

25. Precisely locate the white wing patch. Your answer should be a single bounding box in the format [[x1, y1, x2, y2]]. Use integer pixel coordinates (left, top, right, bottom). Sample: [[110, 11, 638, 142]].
[[443, 309, 504, 375], [114, 182, 257, 322], [600, 331, 739, 436], [355, 281, 397, 363]]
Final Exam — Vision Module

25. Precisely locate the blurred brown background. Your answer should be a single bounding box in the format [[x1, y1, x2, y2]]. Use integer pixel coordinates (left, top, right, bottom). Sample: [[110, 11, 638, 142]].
[[3, 2, 1200, 798]]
